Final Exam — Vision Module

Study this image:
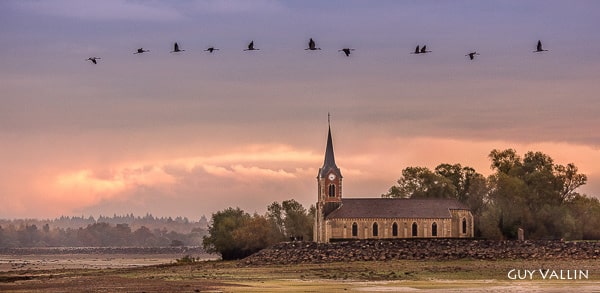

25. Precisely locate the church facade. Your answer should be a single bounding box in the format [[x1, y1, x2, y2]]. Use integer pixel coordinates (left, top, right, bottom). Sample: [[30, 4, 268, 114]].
[[314, 123, 474, 243]]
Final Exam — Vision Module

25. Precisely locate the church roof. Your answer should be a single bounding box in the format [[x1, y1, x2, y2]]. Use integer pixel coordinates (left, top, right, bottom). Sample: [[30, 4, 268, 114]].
[[325, 198, 469, 219], [318, 124, 342, 178]]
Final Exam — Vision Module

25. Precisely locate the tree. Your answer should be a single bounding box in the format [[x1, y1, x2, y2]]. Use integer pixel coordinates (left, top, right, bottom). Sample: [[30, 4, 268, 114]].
[[435, 164, 485, 203], [555, 163, 587, 202], [567, 194, 600, 239], [383, 164, 488, 202], [266, 199, 313, 241], [202, 207, 251, 260], [486, 149, 588, 239], [489, 150, 587, 205], [114, 223, 132, 246], [282, 199, 313, 241], [486, 173, 530, 239], [232, 214, 281, 255], [489, 149, 522, 176], [382, 166, 457, 199], [382, 149, 593, 240], [203, 207, 285, 260], [266, 201, 285, 237], [132, 226, 157, 246]]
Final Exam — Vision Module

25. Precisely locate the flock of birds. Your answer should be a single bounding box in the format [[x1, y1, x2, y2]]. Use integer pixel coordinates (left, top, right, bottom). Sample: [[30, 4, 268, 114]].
[[85, 39, 549, 64]]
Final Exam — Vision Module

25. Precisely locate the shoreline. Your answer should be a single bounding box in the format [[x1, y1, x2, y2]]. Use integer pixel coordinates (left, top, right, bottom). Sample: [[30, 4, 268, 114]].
[[0, 246, 206, 255], [0, 247, 217, 272]]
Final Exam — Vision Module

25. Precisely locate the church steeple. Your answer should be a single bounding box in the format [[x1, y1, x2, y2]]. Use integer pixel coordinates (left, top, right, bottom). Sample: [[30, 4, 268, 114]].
[[318, 114, 342, 179], [315, 114, 343, 243]]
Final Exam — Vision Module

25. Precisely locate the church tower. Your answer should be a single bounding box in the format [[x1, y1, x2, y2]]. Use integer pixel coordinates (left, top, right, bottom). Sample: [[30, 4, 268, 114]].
[[315, 116, 342, 243]]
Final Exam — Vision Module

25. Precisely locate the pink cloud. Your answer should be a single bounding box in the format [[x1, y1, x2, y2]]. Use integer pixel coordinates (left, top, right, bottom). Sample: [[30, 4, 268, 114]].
[[1, 138, 598, 219]]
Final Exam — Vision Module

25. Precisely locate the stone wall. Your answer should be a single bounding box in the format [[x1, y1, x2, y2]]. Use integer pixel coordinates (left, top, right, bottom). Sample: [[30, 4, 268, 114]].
[[242, 239, 600, 266]]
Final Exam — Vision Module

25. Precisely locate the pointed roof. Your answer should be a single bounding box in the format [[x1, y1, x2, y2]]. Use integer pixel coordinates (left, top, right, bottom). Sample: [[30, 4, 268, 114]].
[[318, 120, 342, 178]]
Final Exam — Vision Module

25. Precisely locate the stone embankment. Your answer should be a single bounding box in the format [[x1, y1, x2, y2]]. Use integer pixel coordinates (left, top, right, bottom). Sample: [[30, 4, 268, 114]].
[[242, 239, 600, 265]]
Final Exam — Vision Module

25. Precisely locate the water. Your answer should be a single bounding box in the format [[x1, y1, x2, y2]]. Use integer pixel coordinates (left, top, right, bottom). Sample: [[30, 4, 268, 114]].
[[0, 247, 218, 271]]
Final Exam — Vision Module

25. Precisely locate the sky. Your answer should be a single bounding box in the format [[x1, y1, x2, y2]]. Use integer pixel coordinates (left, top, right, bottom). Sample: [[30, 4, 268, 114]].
[[1, 0, 600, 220]]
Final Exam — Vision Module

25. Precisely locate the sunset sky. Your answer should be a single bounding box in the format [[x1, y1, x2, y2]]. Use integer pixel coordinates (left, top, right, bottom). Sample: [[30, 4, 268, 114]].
[[2, 0, 600, 220]]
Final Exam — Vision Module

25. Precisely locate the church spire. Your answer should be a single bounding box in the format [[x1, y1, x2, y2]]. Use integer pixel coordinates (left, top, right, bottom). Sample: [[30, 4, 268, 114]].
[[319, 114, 342, 178]]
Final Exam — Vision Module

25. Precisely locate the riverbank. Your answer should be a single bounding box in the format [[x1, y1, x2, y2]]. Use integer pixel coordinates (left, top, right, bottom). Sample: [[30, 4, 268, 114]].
[[0, 247, 215, 272], [1, 258, 599, 292]]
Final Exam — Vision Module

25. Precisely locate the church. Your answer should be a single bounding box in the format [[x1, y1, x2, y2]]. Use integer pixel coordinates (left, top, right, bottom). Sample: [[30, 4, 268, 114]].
[[314, 122, 474, 243]]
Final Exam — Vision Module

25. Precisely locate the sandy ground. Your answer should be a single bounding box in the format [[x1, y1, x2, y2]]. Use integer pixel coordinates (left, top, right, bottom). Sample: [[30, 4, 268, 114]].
[[0, 253, 200, 271], [1, 254, 599, 292]]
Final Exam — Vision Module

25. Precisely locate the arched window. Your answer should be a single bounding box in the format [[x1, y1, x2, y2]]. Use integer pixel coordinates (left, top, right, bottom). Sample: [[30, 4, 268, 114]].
[[328, 184, 335, 197], [352, 222, 358, 237], [462, 218, 467, 234], [412, 222, 418, 237], [372, 222, 379, 237], [431, 222, 438, 237], [392, 222, 398, 237]]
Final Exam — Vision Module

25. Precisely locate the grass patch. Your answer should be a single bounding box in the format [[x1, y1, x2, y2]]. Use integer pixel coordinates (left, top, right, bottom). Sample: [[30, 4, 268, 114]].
[[175, 255, 200, 264]]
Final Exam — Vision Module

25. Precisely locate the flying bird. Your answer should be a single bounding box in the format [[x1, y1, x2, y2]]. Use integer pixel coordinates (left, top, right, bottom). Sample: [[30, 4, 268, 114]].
[[412, 45, 421, 54], [205, 47, 219, 53], [86, 57, 101, 64], [305, 38, 321, 50], [170, 42, 184, 53], [244, 41, 259, 51], [534, 40, 548, 52], [466, 52, 480, 60], [411, 45, 430, 54], [338, 48, 355, 57], [134, 48, 149, 54]]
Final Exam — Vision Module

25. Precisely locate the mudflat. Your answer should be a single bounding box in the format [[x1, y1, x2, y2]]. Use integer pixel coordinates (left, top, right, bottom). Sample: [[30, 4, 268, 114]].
[[1, 254, 599, 292], [0, 247, 215, 272]]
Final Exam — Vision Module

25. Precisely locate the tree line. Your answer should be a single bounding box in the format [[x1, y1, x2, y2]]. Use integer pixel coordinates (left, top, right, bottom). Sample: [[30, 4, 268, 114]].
[[382, 149, 600, 240], [0, 214, 209, 248], [0, 222, 207, 248], [202, 199, 313, 260]]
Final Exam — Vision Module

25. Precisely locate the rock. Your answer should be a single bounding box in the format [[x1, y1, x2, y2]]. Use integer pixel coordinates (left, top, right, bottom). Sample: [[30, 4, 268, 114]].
[[240, 239, 599, 266]]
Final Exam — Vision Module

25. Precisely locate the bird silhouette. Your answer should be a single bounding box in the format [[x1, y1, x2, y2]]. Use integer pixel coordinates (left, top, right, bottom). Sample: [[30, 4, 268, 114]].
[[411, 45, 430, 54], [338, 48, 355, 57], [466, 52, 480, 60], [86, 57, 101, 64], [412, 45, 421, 54], [305, 38, 321, 50], [205, 47, 219, 53], [134, 48, 149, 54], [534, 40, 548, 52], [170, 42, 184, 53], [244, 41, 259, 51]]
